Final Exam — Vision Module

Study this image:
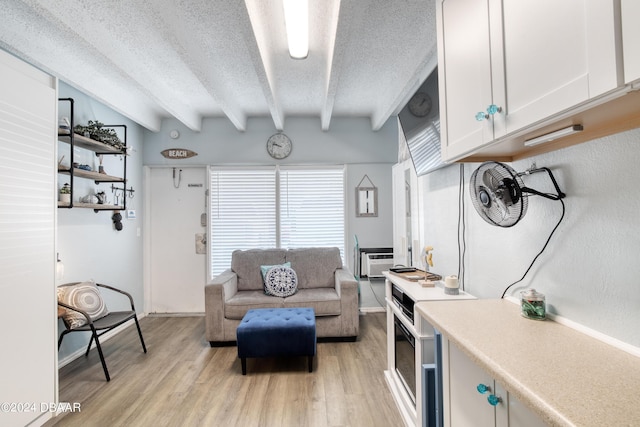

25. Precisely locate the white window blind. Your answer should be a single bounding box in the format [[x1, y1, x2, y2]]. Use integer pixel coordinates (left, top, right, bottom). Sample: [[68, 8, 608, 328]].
[[209, 168, 276, 276], [280, 166, 345, 257], [208, 166, 345, 278]]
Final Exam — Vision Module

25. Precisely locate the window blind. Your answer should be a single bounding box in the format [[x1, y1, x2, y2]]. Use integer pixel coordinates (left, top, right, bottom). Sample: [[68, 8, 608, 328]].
[[208, 166, 345, 279], [209, 168, 276, 277], [279, 166, 345, 258]]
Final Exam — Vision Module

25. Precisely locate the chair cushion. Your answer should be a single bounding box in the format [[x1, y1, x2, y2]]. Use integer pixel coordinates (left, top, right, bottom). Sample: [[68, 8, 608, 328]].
[[264, 266, 298, 297], [57, 281, 109, 328]]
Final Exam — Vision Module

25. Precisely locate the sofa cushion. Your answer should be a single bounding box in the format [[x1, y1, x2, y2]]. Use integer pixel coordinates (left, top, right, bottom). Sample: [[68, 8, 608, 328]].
[[264, 266, 298, 297], [284, 288, 341, 316], [232, 249, 286, 291], [286, 247, 342, 289], [225, 290, 284, 320]]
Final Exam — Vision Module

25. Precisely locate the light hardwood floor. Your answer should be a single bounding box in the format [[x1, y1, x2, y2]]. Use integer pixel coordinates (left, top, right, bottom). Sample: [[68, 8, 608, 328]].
[[46, 312, 402, 427]]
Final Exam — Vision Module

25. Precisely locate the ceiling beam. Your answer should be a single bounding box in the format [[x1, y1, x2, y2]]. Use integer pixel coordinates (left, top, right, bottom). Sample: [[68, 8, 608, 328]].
[[143, 1, 249, 132], [243, 0, 285, 131], [0, 1, 165, 131], [320, 0, 349, 131]]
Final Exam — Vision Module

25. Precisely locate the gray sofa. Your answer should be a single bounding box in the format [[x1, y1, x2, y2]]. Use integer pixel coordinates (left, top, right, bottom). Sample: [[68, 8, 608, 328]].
[[205, 247, 359, 345]]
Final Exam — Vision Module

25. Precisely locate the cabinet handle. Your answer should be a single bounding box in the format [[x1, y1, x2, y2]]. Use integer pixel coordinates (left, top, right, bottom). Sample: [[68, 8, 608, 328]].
[[486, 104, 502, 115], [476, 383, 490, 394], [487, 394, 501, 406], [475, 112, 489, 121]]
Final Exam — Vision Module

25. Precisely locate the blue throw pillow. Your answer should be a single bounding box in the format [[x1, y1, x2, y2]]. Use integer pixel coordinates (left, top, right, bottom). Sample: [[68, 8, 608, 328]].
[[264, 266, 298, 297]]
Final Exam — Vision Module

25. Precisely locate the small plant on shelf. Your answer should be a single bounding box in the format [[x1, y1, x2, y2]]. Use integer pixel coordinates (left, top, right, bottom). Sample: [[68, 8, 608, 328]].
[[73, 120, 125, 151], [60, 183, 71, 194], [59, 183, 71, 203]]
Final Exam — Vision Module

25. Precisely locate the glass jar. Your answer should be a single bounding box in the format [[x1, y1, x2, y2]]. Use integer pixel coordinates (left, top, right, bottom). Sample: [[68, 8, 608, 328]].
[[520, 288, 546, 320]]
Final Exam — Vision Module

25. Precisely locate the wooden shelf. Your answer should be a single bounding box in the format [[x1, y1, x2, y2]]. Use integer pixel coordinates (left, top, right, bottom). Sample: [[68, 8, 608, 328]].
[[58, 131, 124, 154], [58, 201, 124, 211], [57, 98, 128, 213], [58, 167, 125, 183]]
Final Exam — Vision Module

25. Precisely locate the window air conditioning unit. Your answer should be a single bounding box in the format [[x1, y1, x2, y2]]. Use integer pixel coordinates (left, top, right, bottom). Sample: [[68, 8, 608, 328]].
[[366, 253, 394, 278]]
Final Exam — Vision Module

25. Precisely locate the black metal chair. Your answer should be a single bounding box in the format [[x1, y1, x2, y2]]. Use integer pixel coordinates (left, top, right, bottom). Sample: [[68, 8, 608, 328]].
[[57, 282, 147, 381]]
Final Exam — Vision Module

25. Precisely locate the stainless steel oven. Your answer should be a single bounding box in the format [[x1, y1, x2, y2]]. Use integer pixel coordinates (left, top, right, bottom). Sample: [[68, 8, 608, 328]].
[[394, 314, 416, 403]]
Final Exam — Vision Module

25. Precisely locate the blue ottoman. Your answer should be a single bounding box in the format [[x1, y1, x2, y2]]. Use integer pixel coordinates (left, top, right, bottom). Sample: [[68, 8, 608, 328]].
[[237, 308, 316, 375]]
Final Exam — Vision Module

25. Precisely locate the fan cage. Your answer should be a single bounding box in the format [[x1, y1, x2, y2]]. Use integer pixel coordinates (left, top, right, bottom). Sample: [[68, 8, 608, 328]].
[[470, 161, 528, 227]]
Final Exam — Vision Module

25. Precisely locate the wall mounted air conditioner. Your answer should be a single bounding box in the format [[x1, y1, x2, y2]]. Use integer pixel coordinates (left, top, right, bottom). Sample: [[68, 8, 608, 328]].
[[366, 253, 394, 278]]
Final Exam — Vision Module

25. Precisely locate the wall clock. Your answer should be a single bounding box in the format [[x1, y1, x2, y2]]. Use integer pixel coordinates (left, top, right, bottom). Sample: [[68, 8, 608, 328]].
[[408, 91, 432, 117], [266, 133, 292, 159]]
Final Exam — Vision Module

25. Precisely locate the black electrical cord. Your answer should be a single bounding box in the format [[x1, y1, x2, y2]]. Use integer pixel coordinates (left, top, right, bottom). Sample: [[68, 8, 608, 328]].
[[500, 197, 566, 299], [457, 164, 466, 291], [368, 278, 387, 308]]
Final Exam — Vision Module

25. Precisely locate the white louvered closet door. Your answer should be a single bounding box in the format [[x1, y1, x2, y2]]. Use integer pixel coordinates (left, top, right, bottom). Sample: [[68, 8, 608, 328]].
[[0, 49, 57, 427]]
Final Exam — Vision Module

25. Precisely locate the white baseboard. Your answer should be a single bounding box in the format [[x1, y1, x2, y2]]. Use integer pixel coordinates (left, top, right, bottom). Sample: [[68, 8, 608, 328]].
[[146, 312, 204, 317], [360, 307, 386, 314], [58, 313, 147, 369]]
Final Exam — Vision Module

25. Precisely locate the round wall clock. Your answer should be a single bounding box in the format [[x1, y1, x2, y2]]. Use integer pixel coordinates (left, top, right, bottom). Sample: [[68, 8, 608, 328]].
[[408, 91, 432, 117], [266, 133, 292, 159]]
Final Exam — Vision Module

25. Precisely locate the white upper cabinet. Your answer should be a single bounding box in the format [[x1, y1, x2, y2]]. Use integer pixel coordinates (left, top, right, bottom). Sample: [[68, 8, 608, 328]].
[[622, 0, 640, 84], [438, 0, 623, 162], [437, 0, 503, 161]]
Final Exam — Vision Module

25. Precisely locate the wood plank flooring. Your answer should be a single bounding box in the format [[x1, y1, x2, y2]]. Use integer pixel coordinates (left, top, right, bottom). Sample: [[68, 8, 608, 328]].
[[45, 312, 402, 427]]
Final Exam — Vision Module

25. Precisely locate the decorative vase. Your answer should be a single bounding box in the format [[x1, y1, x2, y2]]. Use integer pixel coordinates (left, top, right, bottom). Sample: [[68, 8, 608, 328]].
[[59, 193, 70, 204]]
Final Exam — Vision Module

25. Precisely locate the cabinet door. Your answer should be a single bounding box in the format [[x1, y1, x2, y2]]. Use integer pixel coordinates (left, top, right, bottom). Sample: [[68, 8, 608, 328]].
[[622, 0, 640, 84], [495, 382, 548, 427], [446, 341, 495, 427], [437, 0, 501, 161], [501, 0, 621, 132]]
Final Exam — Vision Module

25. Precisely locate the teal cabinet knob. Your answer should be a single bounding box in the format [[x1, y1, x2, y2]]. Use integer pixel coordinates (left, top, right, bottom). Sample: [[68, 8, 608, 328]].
[[487, 394, 500, 406], [477, 383, 490, 394], [486, 104, 502, 115], [475, 112, 489, 121]]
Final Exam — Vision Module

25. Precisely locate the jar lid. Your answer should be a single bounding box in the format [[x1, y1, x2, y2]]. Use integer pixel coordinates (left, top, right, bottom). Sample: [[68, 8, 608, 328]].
[[521, 288, 544, 301]]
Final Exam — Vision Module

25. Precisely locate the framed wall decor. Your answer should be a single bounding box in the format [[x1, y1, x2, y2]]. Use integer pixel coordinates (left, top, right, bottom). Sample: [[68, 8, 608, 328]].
[[355, 175, 378, 217]]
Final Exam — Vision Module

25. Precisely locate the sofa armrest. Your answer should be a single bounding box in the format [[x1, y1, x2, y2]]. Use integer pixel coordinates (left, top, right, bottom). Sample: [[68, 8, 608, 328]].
[[207, 269, 238, 301], [205, 270, 237, 343], [334, 268, 358, 297], [334, 268, 360, 337]]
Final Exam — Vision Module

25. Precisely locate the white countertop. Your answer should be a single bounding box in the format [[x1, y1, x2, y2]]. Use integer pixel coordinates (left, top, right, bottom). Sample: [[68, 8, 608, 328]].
[[416, 299, 640, 427], [383, 271, 475, 302]]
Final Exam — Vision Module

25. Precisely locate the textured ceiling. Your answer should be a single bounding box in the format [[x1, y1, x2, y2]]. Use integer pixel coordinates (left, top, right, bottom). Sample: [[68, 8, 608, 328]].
[[0, 0, 438, 133]]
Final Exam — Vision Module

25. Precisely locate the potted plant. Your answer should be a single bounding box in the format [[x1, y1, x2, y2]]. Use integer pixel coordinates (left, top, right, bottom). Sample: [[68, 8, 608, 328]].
[[59, 183, 71, 204]]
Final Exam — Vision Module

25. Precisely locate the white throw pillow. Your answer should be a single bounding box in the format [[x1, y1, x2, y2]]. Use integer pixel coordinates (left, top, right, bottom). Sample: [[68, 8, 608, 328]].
[[264, 266, 298, 297], [57, 281, 109, 328]]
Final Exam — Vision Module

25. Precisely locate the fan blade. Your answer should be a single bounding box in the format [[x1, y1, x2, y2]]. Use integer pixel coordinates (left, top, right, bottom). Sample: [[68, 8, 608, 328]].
[[482, 169, 501, 192], [493, 189, 510, 220]]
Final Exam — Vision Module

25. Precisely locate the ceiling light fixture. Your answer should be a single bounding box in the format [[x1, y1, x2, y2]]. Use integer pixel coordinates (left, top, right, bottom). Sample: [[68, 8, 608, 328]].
[[524, 124, 583, 147], [283, 0, 309, 59]]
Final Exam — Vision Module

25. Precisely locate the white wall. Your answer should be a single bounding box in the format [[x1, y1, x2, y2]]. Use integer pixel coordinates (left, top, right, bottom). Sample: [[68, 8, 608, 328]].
[[417, 127, 640, 347], [56, 82, 145, 362], [143, 117, 397, 274]]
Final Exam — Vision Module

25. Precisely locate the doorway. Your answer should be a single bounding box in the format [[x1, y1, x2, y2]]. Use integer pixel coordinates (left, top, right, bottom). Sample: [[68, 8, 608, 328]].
[[147, 166, 207, 313]]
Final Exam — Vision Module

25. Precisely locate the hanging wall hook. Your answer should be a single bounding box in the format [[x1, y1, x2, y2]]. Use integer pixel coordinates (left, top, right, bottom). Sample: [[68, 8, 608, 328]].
[[173, 168, 182, 188]]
